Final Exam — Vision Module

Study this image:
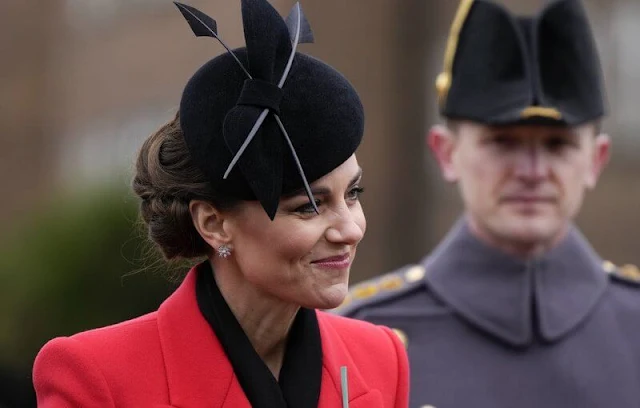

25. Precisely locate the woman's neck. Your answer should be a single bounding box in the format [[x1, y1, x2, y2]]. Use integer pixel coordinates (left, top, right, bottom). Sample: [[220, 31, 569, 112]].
[[211, 260, 299, 379]]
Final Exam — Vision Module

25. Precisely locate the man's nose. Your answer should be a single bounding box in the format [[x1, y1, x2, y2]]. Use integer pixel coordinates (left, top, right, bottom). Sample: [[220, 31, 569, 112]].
[[513, 143, 549, 181]]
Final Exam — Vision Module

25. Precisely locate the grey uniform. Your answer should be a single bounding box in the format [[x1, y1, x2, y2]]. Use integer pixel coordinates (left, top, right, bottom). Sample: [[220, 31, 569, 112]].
[[335, 218, 640, 408]]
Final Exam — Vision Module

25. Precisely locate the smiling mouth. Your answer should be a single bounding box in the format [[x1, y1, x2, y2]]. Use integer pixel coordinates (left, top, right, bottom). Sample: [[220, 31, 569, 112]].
[[311, 253, 351, 269]]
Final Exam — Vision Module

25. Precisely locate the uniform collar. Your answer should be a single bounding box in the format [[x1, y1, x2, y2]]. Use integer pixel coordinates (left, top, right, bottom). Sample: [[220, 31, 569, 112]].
[[424, 217, 607, 347]]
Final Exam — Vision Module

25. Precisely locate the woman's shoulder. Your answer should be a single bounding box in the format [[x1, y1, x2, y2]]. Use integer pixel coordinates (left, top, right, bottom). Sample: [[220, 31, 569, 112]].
[[33, 311, 171, 405], [65, 311, 159, 349], [34, 311, 163, 378]]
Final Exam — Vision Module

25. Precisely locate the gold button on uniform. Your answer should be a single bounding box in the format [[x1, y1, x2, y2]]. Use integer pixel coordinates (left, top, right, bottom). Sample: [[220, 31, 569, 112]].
[[405, 265, 425, 283], [391, 328, 408, 348], [602, 260, 616, 274]]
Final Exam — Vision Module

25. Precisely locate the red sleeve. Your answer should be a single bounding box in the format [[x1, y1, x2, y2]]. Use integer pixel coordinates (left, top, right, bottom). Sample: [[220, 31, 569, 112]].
[[380, 326, 410, 408], [33, 337, 116, 408]]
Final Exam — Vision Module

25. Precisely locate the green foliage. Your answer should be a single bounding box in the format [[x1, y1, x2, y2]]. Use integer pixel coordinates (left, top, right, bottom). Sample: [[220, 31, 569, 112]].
[[0, 186, 188, 370]]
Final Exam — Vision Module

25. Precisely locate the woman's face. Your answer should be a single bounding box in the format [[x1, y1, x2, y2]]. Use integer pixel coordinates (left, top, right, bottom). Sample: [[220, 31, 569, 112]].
[[224, 155, 366, 309]]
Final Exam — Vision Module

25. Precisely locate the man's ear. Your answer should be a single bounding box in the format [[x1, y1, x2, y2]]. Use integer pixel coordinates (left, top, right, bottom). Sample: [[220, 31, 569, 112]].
[[427, 124, 459, 183], [189, 200, 232, 250], [585, 133, 611, 189]]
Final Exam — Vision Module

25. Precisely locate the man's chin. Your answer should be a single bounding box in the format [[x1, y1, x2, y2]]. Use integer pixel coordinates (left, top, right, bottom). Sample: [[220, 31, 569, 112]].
[[498, 215, 563, 247]]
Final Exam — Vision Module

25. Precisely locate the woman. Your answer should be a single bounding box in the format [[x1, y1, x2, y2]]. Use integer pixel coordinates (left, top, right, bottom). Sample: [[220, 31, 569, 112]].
[[32, 1, 409, 407]]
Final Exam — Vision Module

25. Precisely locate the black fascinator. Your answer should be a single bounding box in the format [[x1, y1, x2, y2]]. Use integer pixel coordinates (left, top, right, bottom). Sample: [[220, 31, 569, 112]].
[[175, 0, 364, 219]]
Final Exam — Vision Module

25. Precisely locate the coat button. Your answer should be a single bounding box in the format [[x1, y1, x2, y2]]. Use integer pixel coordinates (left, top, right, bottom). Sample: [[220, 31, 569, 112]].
[[391, 328, 408, 348]]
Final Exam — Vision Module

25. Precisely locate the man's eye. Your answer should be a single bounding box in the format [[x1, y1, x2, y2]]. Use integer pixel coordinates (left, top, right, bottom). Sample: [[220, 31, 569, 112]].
[[492, 136, 518, 148], [545, 137, 573, 150]]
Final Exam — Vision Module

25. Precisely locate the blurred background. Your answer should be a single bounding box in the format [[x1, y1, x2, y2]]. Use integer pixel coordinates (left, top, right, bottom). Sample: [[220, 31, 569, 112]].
[[1, 0, 638, 405]]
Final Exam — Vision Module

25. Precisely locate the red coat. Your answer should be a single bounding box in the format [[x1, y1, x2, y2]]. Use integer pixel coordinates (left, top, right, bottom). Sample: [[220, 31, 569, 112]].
[[33, 268, 409, 407]]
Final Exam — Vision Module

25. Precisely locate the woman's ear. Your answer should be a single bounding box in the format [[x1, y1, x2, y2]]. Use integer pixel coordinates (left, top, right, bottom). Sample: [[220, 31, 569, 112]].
[[189, 200, 231, 250]]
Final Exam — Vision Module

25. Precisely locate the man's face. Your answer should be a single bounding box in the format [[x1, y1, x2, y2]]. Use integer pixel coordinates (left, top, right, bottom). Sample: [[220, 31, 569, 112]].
[[428, 121, 610, 252]]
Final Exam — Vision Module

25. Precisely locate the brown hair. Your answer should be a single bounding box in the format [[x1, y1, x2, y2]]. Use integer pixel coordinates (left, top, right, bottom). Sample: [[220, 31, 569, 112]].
[[132, 112, 240, 260]]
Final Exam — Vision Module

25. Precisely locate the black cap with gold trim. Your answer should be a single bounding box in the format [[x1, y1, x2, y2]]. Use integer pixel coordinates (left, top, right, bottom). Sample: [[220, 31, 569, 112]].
[[435, 0, 606, 125]]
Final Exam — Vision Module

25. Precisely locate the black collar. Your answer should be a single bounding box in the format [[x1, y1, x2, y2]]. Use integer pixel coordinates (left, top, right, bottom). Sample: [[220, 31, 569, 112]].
[[425, 218, 607, 347], [196, 262, 322, 408]]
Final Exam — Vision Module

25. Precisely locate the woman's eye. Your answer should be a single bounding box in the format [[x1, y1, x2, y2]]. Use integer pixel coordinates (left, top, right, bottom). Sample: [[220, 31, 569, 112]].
[[347, 186, 365, 201], [292, 186, 363, 214], [294, 199, 321, 214]]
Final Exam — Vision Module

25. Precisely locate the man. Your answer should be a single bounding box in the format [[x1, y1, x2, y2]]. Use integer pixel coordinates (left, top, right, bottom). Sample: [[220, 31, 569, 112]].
[[334, 0, 640, 407]]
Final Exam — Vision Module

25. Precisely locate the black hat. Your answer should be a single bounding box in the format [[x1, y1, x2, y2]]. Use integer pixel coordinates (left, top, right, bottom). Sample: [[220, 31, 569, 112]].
[[174, 0, 364, 220], [435, 0, 607, 126]]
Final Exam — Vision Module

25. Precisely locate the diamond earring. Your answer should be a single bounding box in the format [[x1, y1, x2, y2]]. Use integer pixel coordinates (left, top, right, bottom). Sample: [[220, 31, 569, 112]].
[[217, 244, 232, 258]]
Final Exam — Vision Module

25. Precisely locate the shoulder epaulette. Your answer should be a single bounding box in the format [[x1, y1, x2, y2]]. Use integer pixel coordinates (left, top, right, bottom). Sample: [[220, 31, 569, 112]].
[[329, 264, 426, 317], [603, 260, 640, 286]]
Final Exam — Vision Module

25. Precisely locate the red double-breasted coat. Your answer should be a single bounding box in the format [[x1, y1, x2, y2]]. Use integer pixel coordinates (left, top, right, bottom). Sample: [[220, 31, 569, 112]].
[[33, 268, 409, 407]]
